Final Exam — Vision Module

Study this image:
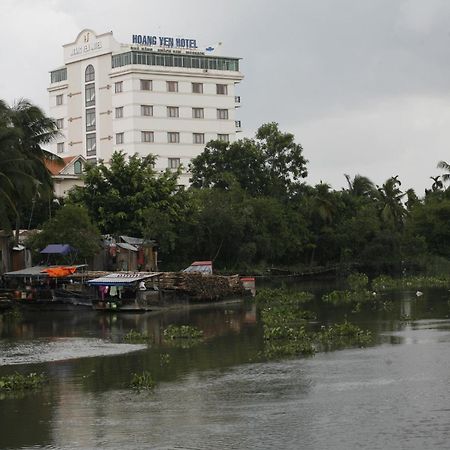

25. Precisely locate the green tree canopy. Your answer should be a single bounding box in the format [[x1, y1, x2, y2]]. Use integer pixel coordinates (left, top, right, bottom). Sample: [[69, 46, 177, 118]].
[[26, 204, 101, 263], [189, 122, 308, 198]]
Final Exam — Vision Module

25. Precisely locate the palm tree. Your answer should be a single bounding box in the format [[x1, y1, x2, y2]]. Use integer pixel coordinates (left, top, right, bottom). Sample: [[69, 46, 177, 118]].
[[376, 176, 406, 230], [344, 174, 376, 198], [437, 161, 450, 183], [0, 99, 60, 232]]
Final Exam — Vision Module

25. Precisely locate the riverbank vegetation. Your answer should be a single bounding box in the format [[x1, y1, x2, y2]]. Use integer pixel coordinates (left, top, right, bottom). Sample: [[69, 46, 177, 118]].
[[0, 372, 46, 392], [2, 103, 450, 278]]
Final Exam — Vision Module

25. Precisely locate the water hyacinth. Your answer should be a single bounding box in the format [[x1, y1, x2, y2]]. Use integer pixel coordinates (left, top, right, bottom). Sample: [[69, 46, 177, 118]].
[[130, 371, 156, 391], [0, 372, 46, 392], [123, 329, 150, 344], [163, 325, 203, 340]]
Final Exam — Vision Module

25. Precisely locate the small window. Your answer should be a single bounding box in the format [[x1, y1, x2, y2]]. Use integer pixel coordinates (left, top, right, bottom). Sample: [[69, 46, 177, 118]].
[[85, 65, 95, 82], [115, 107, 123, 118], [74, 160, 83, 174], [56, 94, 63, 106], [141, 105, 153, 116], [193, 133, 205, 144], [57, 142, 64, 153], [56, 118, 64, 129], [86, 133, 96, 156], [218, 134, 229, 142], [141, 131, 154, 143], [167, 132, 180, 143], [86, 108, 96, 132], [192, 107, 204, 119], [168, 157, 181, 169], [167, 81, 178, 92], [192, 82, 203, 94], [167, 106, 179, 118], [115, 81, 123, 93], [116, 132, 124, 144], [85, 84, 95, 106], [217, 109, 229, 120], [216, 84, 228, 95], [140, 79, 152, 91]]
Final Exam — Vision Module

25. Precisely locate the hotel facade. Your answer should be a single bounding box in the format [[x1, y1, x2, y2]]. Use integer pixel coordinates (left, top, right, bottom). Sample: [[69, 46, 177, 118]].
[[48, 29, 244, 184]]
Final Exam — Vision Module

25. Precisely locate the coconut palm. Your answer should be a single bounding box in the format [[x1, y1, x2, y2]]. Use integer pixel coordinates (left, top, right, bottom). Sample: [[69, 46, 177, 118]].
[[376, 176, 406, 230], [0, 99, 60, 231], [344, 174, 376, 198], [437, 161, 450, 183]]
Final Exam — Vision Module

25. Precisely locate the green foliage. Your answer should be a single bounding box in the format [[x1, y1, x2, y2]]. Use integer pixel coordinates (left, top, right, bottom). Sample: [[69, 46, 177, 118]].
[[0, 372, 46, 391], [25, 204, 101, 263], [255, 288, 314, 307], [372, 274, 450, 291], [163, 325, 203, 340], [189, 122, 307, 198], [317, 321, 372, 348], [347, 273, 369, 291], [130, 371, 155, 391], [0, 99, 60, 231], [123, 329, 150, 344]]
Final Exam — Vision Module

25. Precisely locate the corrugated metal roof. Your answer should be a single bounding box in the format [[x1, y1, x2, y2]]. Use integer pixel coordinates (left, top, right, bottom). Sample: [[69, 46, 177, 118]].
[[116, 242, 138, 252], [87, 272, 162, 286], [120, 236, 144, 246], [4, 264, 87, 278]]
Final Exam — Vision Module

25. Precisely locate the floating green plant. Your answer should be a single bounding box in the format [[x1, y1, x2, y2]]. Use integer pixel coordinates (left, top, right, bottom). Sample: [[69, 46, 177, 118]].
[[372, 275, 450, 291], [255, 288, 314, 307], [130, 371, 155, 391], [0, 372, 46, 392], [163, 325, 203, 340], [124, 329, 150, 344], [317, 321, 372, 348]]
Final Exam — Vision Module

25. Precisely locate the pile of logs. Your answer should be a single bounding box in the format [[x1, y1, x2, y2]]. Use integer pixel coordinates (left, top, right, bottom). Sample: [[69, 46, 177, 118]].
[[159, 272, 248, 300]]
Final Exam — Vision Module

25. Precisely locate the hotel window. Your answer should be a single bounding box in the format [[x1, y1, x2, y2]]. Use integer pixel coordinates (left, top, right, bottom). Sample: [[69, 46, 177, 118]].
[[74, 160, 82, 174], [141, 131, 154, 143], [218, 134, 229, 142], [86, 133, 96, 156], [86, 108, 96, 132], [167, 132, 180, 143], [115, 81, 123, 93], [115, 107, 123, 118], [85, 64, 95, 82], [116, 132, 124, 144], [56, 94, 63, 106], [141, 105, 153, 116], [216, 84, 228, 95], [167, 81, 178, 92], [217, 109, 229, 120], [56, 118, 64, 129], [57, 142, 64, 153], [192, 107, 204, 119], [168, 158, 181, 169], [85, 84, 95, 107], [167, 106, 179, 118], [193, 133, 205, 144], [192, 82, 203, 94], [140, 79, 152, 91]]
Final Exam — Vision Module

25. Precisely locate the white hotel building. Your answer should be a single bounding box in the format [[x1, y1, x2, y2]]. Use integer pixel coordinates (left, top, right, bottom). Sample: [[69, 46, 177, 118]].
[[48, 29, 244, 184]]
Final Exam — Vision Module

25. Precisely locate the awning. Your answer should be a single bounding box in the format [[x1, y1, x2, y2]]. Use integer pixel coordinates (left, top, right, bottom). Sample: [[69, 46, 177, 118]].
[[41, 266, 78, 278], [40, 244, 75, 255], [87, 272, 162, 286], [116, 242, 138, 252]]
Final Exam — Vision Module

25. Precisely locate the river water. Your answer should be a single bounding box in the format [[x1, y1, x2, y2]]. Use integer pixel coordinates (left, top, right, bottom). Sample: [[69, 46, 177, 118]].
[[1, 285, 450, 449]]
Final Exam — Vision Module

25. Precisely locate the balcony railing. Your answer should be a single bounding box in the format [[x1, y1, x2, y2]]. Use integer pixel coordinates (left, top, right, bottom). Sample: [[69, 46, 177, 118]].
[[235, 96, 241, 106], [235, 120, 242, 131]]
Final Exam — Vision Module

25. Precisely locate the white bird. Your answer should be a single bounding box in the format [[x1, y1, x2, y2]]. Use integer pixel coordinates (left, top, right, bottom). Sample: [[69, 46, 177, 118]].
[[416, 291, 423, 297]]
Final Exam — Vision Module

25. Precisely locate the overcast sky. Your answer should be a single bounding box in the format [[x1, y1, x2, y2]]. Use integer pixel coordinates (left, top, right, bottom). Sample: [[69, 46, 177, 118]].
[[1, 0, 450, 195]]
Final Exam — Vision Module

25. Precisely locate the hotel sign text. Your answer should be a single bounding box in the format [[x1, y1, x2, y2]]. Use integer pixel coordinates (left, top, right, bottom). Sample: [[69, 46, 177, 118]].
[[132, 34, 198, 49]]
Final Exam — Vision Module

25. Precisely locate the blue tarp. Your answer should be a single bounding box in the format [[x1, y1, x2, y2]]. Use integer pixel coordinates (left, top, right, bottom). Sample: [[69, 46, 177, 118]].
[[40, 244, 75, 255]]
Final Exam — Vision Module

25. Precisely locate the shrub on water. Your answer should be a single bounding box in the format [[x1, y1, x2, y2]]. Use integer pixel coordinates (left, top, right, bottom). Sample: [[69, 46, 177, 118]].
[[163, 325, 203, 340], [0, 372, 46, 391], [130, 371, 155, 391], [124, 329, 149, 344]]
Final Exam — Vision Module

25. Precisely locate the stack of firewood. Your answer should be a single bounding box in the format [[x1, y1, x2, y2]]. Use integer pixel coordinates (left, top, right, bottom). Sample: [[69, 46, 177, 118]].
[[159, 272, 247, 300]]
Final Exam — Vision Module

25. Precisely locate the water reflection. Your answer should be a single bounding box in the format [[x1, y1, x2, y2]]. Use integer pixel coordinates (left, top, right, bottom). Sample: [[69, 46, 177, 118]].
[[0, 288, 450, 449]]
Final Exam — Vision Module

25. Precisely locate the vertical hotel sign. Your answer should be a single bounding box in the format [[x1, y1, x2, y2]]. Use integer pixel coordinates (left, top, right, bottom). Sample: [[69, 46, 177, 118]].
[[69, 31, 103, 58]]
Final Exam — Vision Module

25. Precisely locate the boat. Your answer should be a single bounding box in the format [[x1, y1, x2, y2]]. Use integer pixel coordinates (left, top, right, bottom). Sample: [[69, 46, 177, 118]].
[[86, 272, 162, 312], [2, 264, 93, 310]]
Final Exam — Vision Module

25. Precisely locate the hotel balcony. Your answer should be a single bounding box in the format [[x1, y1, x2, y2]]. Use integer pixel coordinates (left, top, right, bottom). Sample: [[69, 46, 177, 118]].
[[235, 96, 241, 107], [235, 120, 242, 132]]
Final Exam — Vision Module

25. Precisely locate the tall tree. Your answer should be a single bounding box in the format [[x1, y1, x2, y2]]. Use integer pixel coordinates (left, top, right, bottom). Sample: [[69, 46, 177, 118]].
[[0, 99, 60, 233], [190, 123, 308, 198]]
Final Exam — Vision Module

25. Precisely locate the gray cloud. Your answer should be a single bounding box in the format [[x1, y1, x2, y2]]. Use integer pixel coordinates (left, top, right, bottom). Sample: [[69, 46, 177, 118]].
[[1, 0, 449, 195]]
